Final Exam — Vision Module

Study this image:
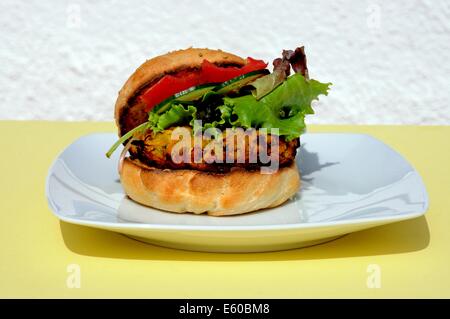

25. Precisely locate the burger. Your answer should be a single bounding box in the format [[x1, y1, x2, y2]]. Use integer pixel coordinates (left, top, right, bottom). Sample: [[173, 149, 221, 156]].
[[107, 47, 330, 216]]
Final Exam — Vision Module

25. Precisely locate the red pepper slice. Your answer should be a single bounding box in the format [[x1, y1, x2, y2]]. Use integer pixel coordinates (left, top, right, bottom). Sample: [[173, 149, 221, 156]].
[[140, 57, 267, 112], [140, 71, 201, 112], [200, 57, 268, 83]]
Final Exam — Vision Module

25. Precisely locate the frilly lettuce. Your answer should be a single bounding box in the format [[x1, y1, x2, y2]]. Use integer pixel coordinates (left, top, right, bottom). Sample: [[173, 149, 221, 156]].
[[250, 69, 286, 100], [202, 105, 232, 130], [147, 73, 330, 141], [225, 73, 331, 140], [149, 104, 196, 132], [250, 47, 309, 100]]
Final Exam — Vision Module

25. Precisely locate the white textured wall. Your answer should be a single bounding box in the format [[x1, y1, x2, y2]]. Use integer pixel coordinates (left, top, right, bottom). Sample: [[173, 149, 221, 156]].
[[1, 0, 449, 124]]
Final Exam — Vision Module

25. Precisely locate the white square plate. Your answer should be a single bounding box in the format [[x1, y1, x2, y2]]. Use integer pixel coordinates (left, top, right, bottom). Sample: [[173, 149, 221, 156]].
[[46, 133, 428, 252]]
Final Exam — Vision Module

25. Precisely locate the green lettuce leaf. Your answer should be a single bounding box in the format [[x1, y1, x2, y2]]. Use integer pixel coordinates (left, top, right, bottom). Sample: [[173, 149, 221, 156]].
[[151, 104, 196, 132], [225, 73, 331, 140], [250, 46, 309, 100], [149, 95, 233, 133], [250, 69, 286, 99], [202, 105, 233, 130]]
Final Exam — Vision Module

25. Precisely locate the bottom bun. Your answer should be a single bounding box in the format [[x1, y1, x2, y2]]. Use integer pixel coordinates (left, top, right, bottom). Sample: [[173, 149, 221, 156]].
[[120, 158, 300, 216]]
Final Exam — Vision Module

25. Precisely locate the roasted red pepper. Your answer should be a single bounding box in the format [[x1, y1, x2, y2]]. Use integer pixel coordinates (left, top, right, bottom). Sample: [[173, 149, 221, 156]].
[[200, 57, 267, 83], [140, 58, 267, 112]]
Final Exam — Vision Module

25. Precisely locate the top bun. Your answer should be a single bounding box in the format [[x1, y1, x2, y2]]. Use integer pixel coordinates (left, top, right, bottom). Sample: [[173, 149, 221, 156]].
[[114, 48, 245, 136]]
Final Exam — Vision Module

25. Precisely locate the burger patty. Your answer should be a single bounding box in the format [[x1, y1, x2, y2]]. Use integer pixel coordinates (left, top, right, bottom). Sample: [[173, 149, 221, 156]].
[[129, 126, 299, 172]]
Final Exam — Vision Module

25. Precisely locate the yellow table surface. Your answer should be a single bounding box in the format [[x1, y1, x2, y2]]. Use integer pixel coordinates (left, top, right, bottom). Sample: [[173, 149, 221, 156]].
[[0, 121, 449, 298]]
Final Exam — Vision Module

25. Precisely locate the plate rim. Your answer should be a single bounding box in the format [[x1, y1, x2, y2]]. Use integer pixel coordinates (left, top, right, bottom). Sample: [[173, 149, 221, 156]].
[[45, 132, 429, 232]]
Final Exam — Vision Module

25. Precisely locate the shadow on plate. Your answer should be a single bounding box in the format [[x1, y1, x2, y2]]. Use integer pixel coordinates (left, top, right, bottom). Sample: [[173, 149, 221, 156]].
[[59, 215, 430, 261]]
